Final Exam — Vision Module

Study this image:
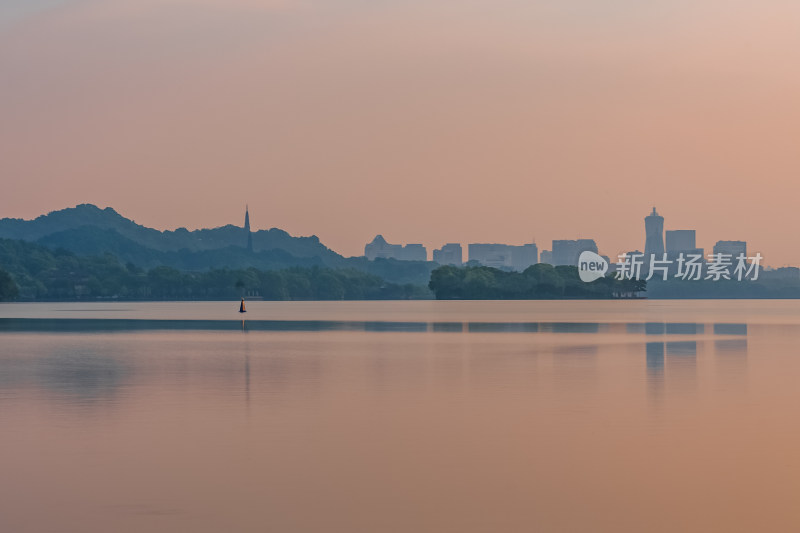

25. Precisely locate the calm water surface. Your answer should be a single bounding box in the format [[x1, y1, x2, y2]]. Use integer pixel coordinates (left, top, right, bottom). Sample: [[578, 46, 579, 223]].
[[1, 300, 800, 532]]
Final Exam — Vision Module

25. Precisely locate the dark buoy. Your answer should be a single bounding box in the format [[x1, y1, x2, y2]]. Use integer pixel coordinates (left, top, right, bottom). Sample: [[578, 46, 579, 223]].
[[239, 298, 247, 313]]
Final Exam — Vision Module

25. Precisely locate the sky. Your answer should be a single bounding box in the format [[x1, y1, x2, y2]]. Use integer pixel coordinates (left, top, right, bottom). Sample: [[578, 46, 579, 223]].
[[1, 0, 799, 263]]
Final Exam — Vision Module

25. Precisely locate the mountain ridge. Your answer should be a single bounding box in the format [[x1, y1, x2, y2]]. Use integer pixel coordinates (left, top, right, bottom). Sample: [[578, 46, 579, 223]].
[[0, 203, 335, 257], [0, 204, 435, 285]]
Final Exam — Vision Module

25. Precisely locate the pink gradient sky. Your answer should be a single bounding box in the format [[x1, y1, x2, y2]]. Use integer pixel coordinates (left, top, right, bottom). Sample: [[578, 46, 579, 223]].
[[1, 0, 799, 263]]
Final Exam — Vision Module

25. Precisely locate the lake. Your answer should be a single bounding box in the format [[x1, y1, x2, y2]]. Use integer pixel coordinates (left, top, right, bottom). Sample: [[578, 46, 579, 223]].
[[1, 300, 800, 532]]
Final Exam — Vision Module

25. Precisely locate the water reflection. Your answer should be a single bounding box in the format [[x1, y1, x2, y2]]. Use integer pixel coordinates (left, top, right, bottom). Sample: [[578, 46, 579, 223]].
[[639, 322, 707, 335], [715, 338, 748, 352], [0, 342, 131, 408], [545, 323, 601, 334], [552, 344, 598, 389], [666, 341, 697, 356], [646, 342, 665, 401], [0, 309, 788, 533], [467, 322, 539, 333], [244, 340, 251, 411], [0, 318, 746, 335], [714, 323, 748, 336], [714, 327, 748, 393], [431, 322, 464, 333], [643, 323, 749, 400], [0, 320, 753, 416], [644, 322, 665, 335], [666, 323, 705, 335], [667, 341, 698, 393], [646, 342, 665, 373]]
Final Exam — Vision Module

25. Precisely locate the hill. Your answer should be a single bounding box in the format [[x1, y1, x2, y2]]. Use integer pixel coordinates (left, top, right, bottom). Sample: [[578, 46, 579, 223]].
[[0, 205, 436, 285], [0, 204, 336, 257]]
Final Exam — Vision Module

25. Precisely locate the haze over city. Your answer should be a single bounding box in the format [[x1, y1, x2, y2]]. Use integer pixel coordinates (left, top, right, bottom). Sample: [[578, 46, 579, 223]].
[[2, 0, 799, 263]]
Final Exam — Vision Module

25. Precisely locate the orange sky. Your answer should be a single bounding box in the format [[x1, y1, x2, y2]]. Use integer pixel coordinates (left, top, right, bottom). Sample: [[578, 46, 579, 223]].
[[1, 0, 799, 263]]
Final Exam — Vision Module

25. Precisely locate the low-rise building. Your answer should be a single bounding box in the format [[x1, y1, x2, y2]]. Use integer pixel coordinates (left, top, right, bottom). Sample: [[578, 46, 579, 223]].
[[468, 242, 538, 271], [365, 235, 427, 261], [433, 243, 463, 266], [713, 240, 747, 259]]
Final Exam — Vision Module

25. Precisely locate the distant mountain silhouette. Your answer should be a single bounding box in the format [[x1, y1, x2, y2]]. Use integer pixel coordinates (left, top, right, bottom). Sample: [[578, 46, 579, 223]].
[[0, 204, 335, 257], [0, 204, 434, 285]]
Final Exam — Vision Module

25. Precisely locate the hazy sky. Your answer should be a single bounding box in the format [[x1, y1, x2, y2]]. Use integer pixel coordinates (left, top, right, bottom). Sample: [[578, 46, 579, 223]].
[[1, 0, 799, 263]]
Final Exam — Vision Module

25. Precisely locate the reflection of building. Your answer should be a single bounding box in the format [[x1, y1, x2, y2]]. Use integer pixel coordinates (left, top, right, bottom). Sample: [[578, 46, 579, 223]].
[[433, 243, 463, 265], [666, 341, 697, 356], [646, 342, 665, 372], [365, 235, 427, 261], [646, 342, 665, 401], [644, 207, 665, 257], [713, 240, 746, 259], [551, 239, 598, 266], [468, 243, 538, 271]]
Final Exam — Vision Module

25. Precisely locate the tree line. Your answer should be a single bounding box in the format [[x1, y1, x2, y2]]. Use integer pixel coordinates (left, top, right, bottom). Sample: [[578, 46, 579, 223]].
[[428, 264, 646, 299], [0, 238, 429, 301]]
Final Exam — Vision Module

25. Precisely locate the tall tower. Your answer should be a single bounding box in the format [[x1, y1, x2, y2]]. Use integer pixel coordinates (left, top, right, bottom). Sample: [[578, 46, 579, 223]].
[[244, 205, 253, 252], [644, 207, 664, 257]]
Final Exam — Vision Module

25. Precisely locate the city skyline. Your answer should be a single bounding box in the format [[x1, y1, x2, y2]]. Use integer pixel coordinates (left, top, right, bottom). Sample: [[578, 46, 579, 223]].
[[0, 202, 772, 267], [0, 199, 784, 264], [355, 207, 762, 267]]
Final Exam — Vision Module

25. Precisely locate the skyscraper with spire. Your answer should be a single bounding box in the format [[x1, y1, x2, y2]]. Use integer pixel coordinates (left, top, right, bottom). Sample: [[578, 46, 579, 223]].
[[644, 207, 664, 258], [244, 205, 253, 252]]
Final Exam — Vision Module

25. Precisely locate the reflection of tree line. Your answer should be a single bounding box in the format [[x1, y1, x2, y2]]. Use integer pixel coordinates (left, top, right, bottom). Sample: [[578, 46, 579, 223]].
[[0, 319, 755, 336], [0, 319, 725, 334], [429, 264, 646, 299], [0, 339, 325, 409], [0, 346, 130, 403]]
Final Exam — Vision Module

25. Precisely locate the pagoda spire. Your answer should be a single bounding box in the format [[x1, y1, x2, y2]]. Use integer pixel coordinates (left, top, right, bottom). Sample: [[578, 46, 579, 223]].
[[244, 205, 253, 252]]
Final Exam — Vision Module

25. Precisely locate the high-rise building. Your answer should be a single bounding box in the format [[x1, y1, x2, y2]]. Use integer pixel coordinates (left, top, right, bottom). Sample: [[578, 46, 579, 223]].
[[365, 235, 427, 261], [467, 242, 538, 271], [644, 207, 665, 257], [551, 239, 598, 266], [713, 240, 746, 259], [511, 243, 538, 271], [433, 243, 463, 265], [664, 229, 704, 270], [539, 250, 552, 265], [244, 205, 253, 252], [665, 230, 695, 252]]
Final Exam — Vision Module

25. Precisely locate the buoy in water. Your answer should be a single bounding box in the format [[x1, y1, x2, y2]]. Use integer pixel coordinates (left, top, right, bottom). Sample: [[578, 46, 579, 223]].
[[239, 298, 247, 313]]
